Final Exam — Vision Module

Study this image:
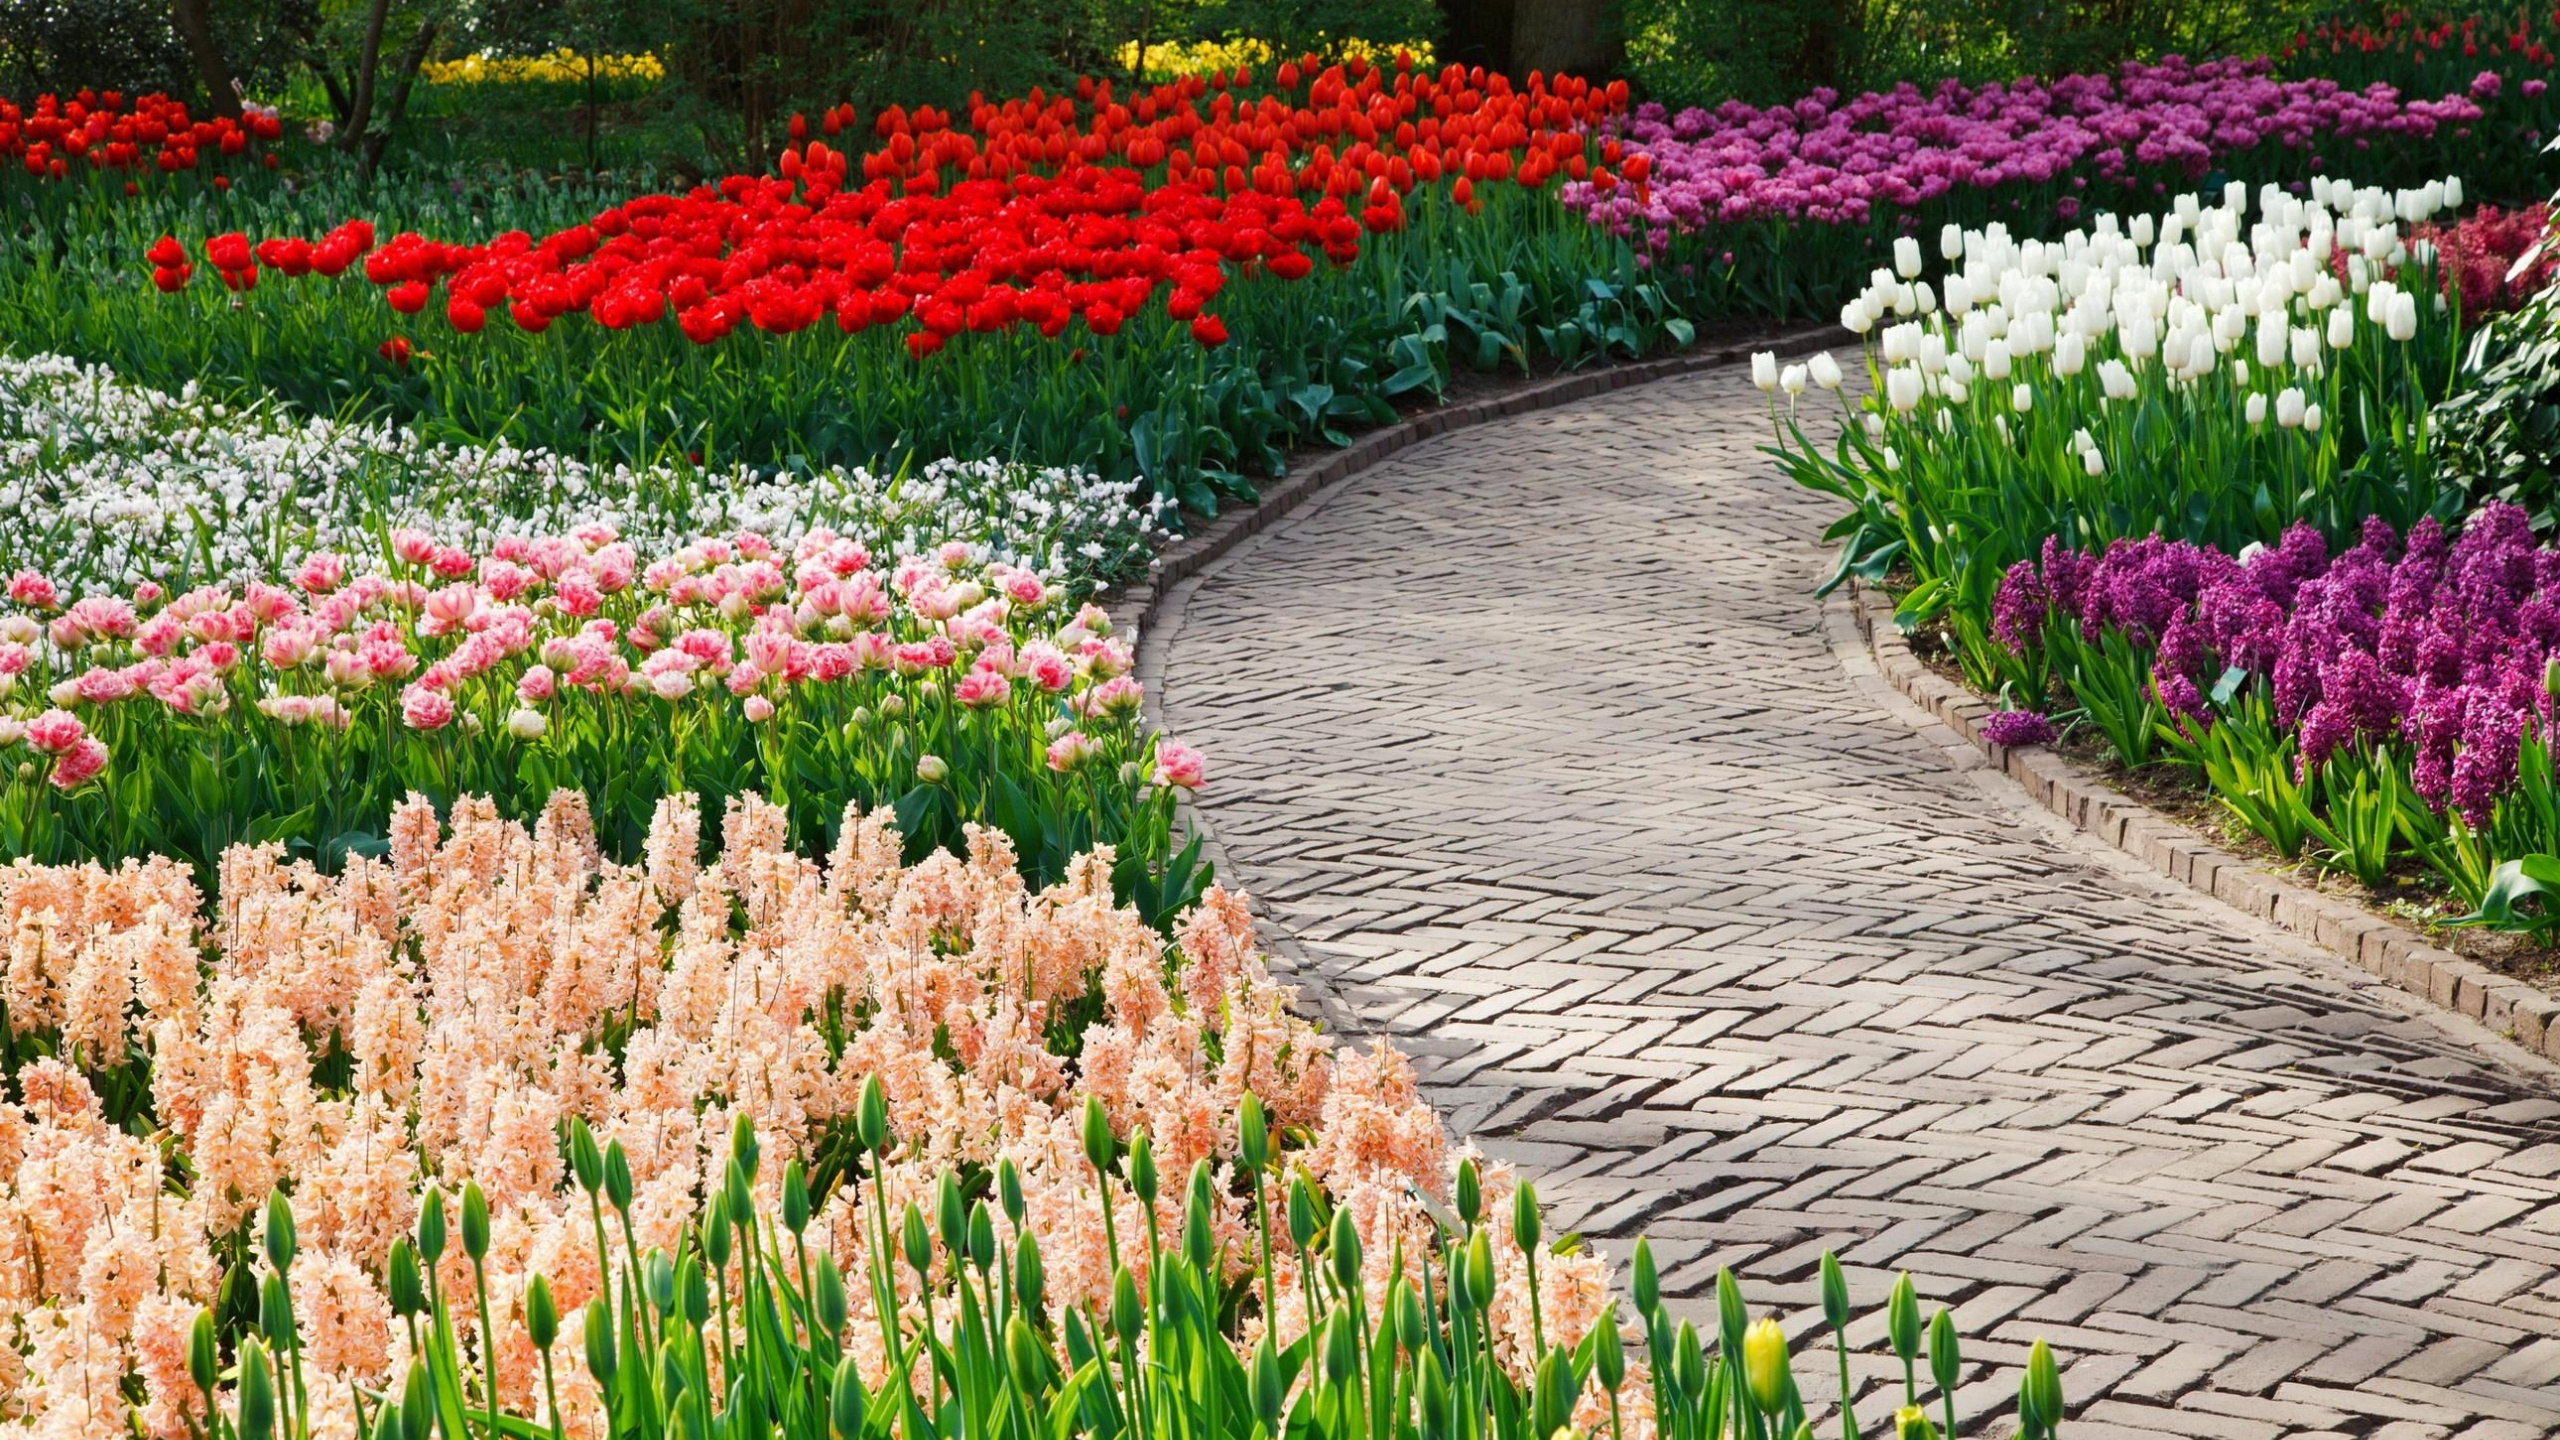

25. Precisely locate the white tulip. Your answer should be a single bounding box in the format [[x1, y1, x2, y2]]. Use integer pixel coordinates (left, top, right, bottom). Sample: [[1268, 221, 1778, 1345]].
[[1941, 222, 1964, 260], [2386, 290, 2419, 342], [1983, 339, 2012, 381], [2012, 383, 2033, 413], [1886, 366, 1924, 414], [507, 709, 548, 740], [2054, 330, 2086, 377], [2328, 305, 2355, 349], [2304, 402, 2324, 434], [1809, 352, 1844, 389], [1841, 298, 1874, 334], [1751, 351, 1779, 392], [2245, 393, 2267, 426], [2276, 387, 2306, 428], [2082, 446, 2105, 477], [2291, 326, 2322, 370], [1894, 235, 1923, 279], [1780, 364, 1808, 397]]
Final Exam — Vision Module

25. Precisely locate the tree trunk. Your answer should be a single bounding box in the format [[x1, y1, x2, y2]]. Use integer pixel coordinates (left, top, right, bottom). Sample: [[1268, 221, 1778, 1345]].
[[361, 21, 441, 176], [339, 0, 394, 153], [168, 0, 243, 119], [1509, 0, 1620, 79], [1437, 0, 1519, 75]]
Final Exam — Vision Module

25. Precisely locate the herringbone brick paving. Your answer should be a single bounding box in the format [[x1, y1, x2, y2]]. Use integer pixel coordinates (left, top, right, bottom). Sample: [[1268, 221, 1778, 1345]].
[[1145, 361, 2560, 1438]]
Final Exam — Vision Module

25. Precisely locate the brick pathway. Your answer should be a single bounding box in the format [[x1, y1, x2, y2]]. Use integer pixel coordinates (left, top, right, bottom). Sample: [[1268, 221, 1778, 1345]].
[[1144, 361, 2560, 1439]]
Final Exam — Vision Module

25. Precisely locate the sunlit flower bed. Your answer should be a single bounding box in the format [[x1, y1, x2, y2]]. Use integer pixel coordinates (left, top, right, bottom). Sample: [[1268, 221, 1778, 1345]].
[[0, 528, 1199, 902], [0, 791, 2064, 1440], [0, 351, 1171, 593], [1770, 172, 2467, 698], [1569, 56, 2487, 239]]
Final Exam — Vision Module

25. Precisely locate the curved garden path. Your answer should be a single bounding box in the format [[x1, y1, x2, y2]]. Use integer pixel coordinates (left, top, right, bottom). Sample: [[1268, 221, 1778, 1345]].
[[1144, 359, 2560, 1438]]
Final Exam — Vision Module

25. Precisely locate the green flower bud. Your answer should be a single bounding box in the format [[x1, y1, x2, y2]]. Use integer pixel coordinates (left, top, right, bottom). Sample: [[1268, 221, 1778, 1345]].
[[1080, 1096, 1115, 1176], [1239, 1093, 1269, 1171], [568, 1118, 604, 1193], [968, 1200, 997, 1273], [1594, 1302, 1626, 1391], [1463, 1231, 1494, 1314], [1327, 1205, 1362, 1297], [1005, 1314, 1049, 1391], [1510, 1180, 1540, 1253], [1454, 1159, 1480, 1227], [678, 1255, 710, 1327], [387, 1238, 425, 1318], [583, 1297, 618, 1383], [236, 1336, 276, 1440], [831, 1354, 868, 1438], [1182, 1161, 1216, 1272], [259, 1271, 293, 1350], [1887, 1272, 1920, 1365], [729, 1112, 759, 1177], [526, 1274, 558, 1351], [1631, 1238, 1659, 1319], [901, 1202, 932, 1281], [417, 1189, 447, 1264], [1715, 1267, 1747, 1359], [643, 1247, 676, 1316], [461, 1181, 491, 1262], [1111, 1265, 1143, 1342], [263, 1189, 296, 1274], [1393, 1277, 1428, 1353], [186, 1307, 217, 1396], [1418, 1343, 1451, 1440], [605, 1140, 634, 1213], [1253, 1334, 1286, 1429], [1671, 1320, 1705, 1399], [2020, 1338, 2063, 1431], [814, 1253, 849, 1337], [1928, 1308, 1960, 1398], [1285, 1172, 1317, 1249], [857, 1075, 890, 1153], [1323, 1309, 1357, 1385], [782, 1158, 811, 1234], [1128, 1132, 1158, 1207], [1015, 1231, 1046, 1316], [997, 1157, 1026, 1226], [702, 1190, 734, 1270], [937, 1171, 966, 1254]]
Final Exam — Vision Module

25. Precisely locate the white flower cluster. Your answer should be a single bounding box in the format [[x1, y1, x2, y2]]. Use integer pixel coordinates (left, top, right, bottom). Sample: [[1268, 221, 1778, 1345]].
[[1821, 174, 2459, 438], [0, 352, 1175, 593]]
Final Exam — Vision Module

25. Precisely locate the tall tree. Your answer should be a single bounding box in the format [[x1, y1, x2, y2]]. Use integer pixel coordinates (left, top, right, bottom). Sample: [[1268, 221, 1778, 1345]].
[[169, 0, 244, 117]]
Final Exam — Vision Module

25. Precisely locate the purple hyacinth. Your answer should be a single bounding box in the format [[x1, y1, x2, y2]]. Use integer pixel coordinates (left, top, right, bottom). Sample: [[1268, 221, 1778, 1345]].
[[2008, 502, 2560, 827], [1981, 709, 2058, 747]]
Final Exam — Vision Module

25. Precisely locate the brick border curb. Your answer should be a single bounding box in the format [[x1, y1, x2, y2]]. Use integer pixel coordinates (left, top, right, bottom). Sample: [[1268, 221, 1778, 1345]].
[[1844, 580, 2560, 1064]]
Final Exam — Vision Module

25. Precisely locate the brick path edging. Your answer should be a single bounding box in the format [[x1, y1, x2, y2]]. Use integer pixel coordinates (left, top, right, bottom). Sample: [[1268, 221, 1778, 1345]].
[[1846, 579, 2560, 1063]]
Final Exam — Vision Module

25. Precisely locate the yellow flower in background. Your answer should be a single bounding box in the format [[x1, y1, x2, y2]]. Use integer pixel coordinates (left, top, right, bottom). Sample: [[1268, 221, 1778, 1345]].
[[422, 49, 665, 87], [1115, 36, 1435, 81]]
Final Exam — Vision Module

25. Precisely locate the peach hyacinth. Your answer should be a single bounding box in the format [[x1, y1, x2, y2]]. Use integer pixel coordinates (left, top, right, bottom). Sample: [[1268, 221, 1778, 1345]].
[[0, 790, 1637, 1438]]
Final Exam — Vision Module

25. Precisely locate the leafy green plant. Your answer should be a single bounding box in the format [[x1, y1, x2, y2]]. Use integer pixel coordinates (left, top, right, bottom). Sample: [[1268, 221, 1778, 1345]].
[[187, 1104, 2070, 1440]]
